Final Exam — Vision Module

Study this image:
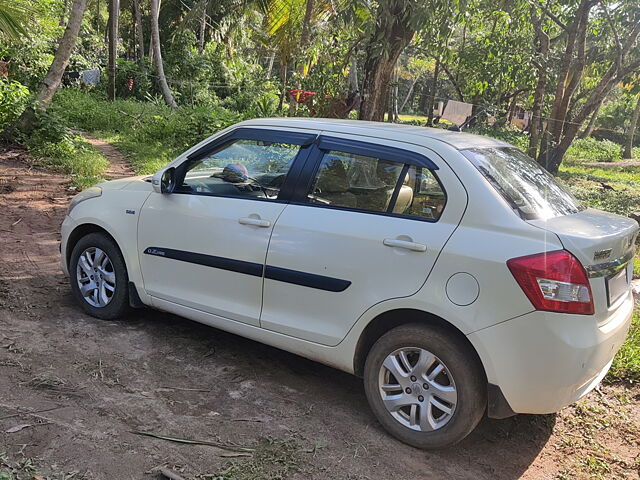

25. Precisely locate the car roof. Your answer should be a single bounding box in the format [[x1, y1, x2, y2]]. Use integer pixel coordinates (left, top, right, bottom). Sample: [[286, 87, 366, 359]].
[[239, 117, 512, 151]]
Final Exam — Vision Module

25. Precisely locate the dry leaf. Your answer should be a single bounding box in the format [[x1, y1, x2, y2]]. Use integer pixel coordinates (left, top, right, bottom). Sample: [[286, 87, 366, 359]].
[[6, 423, 31, 433], [220, 452, 252, 458]]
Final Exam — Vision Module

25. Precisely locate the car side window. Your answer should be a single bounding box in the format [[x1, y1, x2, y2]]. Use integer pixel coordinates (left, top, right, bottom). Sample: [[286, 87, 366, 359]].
[[176, 139, 300, 199], [309, 151, 404, 212], [307, 149, 447, 220], [402, 166, 447, 220]]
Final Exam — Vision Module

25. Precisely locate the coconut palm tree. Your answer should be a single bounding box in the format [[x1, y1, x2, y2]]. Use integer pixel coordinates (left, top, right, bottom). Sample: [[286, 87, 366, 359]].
[[3, 0, 88, 140]]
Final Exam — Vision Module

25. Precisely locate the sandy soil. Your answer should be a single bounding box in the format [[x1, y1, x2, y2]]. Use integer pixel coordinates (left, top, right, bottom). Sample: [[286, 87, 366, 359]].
[[0, 145, 638, 480]]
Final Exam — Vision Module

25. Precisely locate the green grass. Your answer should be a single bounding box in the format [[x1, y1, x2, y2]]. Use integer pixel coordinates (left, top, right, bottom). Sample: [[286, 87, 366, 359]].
[[91, 131, 173, 174], [27, 132, 109, 189], [52, 89, 242, 175], [609, 312, 640, 383], [0, 453, 77, 480], [398, 113, 428, 123], [206, 438, 304, 480], [558, 160, 640, 217]]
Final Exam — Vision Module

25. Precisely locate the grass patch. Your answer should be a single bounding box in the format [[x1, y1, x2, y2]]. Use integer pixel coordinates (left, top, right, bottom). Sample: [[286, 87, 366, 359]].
[[30, 136, 109, 189], [17, 107, 110, 189], [207, 438, 304, 480], [397, 113, 428, 123], [566, 137, 625, 163], [556, 156, 640, 217], [609, 312, 640, 383], [53, 89, 242, 175], [0, 453, 77, 480]]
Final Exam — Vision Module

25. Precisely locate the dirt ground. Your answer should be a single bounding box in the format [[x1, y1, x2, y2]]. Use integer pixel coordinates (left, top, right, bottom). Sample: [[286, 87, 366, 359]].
[[0, 145, 638, 480]]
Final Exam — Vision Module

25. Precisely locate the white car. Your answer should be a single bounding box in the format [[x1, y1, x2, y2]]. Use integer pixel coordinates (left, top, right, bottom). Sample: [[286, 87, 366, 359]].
[[60, 118, 638, 448]]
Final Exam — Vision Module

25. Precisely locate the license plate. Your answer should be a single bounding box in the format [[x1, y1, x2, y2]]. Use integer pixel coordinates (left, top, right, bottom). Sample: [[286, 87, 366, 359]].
[[606, 267, 628, 306]]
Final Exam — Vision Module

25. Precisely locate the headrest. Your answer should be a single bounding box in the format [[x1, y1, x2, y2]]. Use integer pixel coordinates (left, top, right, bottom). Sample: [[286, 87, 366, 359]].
[[317, 158, 349, 193]]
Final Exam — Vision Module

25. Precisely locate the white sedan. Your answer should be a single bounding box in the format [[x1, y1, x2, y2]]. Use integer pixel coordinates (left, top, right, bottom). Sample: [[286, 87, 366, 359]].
[[60, 118, 638, 448]]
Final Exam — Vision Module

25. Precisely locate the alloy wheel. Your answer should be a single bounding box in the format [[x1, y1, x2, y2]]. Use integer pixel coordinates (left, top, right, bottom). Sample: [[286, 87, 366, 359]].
[[76, 247, 116, 307], [378, 347, 457, 431]]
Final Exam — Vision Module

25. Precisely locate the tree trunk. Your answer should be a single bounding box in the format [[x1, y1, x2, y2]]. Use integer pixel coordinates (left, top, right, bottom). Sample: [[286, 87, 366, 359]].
[[148, 32, 154, 63], [107, 0, 119, 101], [94, 0, 101, 36], [425, 59, 440, 126], [5, 0, 88, 139], [578, 99, 602, 139], [624, 94, 640, 159], [132, 0, 144, 60], [150, 0, 177, 108], [537, 0, 592, 166], [439, 62, 464, 102], [389, 65, 399, 121], [418, 77, 430, 114], [348, 56, 358, 93], [540, 20, 640, 172], [400, 77, 418, 112], [266, 50, 276, 77], [359, 1, 415, 121], [507, 94, 518, 124], [278, 62, 288, 112], [528, 67, 547, 158], [299, 0, 315, 51], [546, 0, 591, 143], [198, 6, 206, 54]]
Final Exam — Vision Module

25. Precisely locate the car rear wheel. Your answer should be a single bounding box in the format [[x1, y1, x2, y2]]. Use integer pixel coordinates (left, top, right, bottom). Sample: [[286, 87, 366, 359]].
[[69, 232, 130, 320], [363, 323, 486, 449]]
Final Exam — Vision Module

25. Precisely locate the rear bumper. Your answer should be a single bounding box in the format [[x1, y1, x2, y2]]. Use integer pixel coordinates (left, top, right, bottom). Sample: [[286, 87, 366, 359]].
[[469, 291, 634, 414]]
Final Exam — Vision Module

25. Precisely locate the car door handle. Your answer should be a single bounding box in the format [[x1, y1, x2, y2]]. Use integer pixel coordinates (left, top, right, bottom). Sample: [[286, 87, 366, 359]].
[[383, 238, 427, 252], [238, 217, 271, 228]]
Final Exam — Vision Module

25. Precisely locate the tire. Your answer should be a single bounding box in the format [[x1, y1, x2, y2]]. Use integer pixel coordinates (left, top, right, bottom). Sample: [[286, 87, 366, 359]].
[[69, 232, 130, 320], [363, 323, 486, 449]]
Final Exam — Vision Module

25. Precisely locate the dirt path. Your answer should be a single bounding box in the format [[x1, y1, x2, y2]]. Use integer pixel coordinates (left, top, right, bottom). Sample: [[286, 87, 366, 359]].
[[0, 144, 638, 479], [584, 160, 640, 167], [81, 133, 134, 179]]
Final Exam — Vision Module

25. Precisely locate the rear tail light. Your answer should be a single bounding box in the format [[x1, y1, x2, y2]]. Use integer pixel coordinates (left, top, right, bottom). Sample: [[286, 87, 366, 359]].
[[507, 250, 594, 315]]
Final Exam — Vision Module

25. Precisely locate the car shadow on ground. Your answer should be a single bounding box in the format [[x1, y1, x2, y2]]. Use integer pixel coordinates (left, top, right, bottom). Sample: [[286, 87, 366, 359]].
[[112, 304, 556, 479]]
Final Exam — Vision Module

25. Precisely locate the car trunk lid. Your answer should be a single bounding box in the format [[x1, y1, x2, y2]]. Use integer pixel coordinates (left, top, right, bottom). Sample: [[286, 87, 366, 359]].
[[528, 208, 638, 273]]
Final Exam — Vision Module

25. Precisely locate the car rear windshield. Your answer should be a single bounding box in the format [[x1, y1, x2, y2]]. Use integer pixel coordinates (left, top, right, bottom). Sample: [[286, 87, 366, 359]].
[[461, 147, 584, 220]]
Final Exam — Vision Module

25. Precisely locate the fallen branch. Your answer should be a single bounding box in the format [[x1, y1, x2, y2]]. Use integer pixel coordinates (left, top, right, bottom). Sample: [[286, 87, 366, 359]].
[[157, 386, 211, 393], [0, 405, 65, 421], [131, 431, 254, 453], [157, 467, 186, 480]]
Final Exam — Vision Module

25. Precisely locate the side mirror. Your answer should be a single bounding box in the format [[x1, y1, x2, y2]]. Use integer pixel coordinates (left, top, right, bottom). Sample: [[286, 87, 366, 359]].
[[160, 167, 176, 194]]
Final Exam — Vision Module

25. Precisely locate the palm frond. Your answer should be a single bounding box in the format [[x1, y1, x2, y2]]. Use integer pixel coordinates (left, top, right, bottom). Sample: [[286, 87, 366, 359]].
[[0, 0, 27, 41]]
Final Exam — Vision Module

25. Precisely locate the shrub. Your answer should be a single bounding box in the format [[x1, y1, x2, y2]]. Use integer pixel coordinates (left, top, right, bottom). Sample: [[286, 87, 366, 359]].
[[113, 58, 154, 100], [22, 109, 109, 188], [467, 126, 530, 151], [565, 138, 622, 162], [0, 79, 30, 129]]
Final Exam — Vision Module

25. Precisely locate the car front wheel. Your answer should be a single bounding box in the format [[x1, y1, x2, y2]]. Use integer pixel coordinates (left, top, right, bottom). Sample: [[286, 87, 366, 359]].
[[69, 232, 130, 320], [363, 323, 486, 449]]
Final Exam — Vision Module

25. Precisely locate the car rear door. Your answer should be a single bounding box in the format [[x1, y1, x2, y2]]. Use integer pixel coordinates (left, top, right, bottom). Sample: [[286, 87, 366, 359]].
[[137, 127, 317, 326], [260, 134, 468, 345]]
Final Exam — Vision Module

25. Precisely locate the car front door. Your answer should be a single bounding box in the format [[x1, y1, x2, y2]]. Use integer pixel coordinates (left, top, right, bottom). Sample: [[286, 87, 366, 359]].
[[260, 134, 467, 345], [137, 127, 316, 326]]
